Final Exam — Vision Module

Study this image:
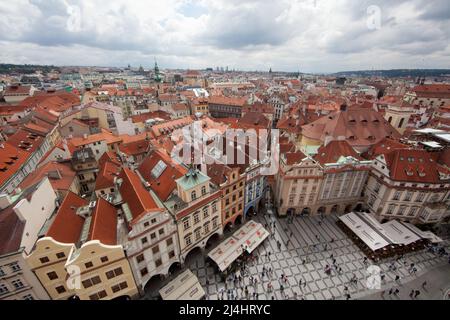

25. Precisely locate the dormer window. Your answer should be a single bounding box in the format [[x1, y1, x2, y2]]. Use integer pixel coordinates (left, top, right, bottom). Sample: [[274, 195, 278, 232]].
[[191, 191, 197, 201]]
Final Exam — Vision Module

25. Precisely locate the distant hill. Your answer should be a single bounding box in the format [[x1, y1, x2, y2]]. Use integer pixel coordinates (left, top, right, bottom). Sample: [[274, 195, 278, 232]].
[[332, 69, 450, 78], [0, 64, 59, 75]]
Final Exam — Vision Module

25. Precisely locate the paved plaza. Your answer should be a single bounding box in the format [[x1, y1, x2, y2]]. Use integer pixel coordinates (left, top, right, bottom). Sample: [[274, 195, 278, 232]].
[[144, 211, 450, 300]]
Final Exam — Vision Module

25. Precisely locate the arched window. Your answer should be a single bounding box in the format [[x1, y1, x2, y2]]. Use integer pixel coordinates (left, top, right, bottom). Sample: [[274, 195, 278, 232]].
[[388, 116, 393, 124], [191, 191, 197, 201], [398, 118, 405, 128]]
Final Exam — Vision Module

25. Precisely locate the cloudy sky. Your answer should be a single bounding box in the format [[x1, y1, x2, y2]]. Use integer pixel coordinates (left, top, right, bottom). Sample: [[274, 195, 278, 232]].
[[0, 0, 449, 73]]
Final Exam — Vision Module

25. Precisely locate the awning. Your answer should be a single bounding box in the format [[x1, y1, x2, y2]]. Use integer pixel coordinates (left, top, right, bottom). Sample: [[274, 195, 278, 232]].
[[383, 220, 421, 245], [339, 212, 443, 252], [159, 269, 205, 300], [339, 212, 390, 251], [208, 221, 270, 272]]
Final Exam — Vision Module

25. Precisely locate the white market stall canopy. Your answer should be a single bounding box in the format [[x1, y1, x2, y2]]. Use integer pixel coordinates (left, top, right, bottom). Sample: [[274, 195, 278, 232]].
[[208, 221, 270, 272], [159, 269, 205, 300], [339, 212, 443, 252]]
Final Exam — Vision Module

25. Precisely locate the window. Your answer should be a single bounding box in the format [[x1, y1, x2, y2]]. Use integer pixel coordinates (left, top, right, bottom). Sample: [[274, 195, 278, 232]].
[[193, 212, 200, 224], [23, 294, 34, 300], [136, 254, 145, 264], [387, 205, 395, 215], [56, 252, 65, 259], [10, 262, 21, 272], [398, 206, 406, 216], [203, 207, 209, 219], [212, 217, 219, 229], [155, 259, 162, 268], [150, 233, 156, 240], [144, 222, 150, 228], [141, 237, 148, 245], [47, 271, 58, 280], [85, 261, 93, 269], [183, 219, 190, 230], [106, 268, 123, 280], [159, 228, 164, 235], [416, 193, 425, 202], [55, 286, 66, 294], [169, 251, 175, 259], [166, 238, 173, 247], [82, 276, 101, 289], [201, 186, 207, 195], [89, 290, 107, 300], [185, 234, 192, 247], [0, 284, 9, 295], [408, 207, 418, 217], [12, 279, 24, 289], [212, 202, 217, 212], [151, 218, 157, 224], [100, 256, 109, 263], [225, 199, 230, 206], [152, 246, 160, 254], [0, 267, 4, 277], [40, 257, 50, 264], [392, 191, 401, 200], [195, 228, 202, 240], [111, 282, 128, 293], [404, 192, 413, 201], [191, 191, 197, 201], [140, 268, 148, 277], [204, 222, 210, 234]]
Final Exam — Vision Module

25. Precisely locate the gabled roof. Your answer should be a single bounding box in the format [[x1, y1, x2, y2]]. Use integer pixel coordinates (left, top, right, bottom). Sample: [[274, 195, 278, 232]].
[[285, 151, 307, 165], [119, 168, 160, 223], [314, 140, 362, 165], [6, 128, 43, 153], [46, 192, 87, 244], [87, 198, 117, 245], [0, 143, 30, 187], [20, 161, 76, 193], [138, 149, 188, 201], [362, 137, 409, 160], [95, 160, 121, 190], [176, 168, 210, 191], [383, 149, 444, 183]]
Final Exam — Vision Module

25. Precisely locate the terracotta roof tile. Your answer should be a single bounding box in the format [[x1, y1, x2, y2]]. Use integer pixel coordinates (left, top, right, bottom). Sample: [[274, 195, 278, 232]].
[[46, 192, 87, 243]]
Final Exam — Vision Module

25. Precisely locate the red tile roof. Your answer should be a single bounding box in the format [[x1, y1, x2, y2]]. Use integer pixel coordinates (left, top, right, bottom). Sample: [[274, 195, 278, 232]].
[[314, 140, 362, 165], [20, 161, 76, 193], [6, 128, 44, 153], [95, 160, 121, 190], [46, 192, 87, 244], [87, 198, 117, 245], [138, 149, 188, 202], [384, 149, 445, 183], [0, 143, 30, 187], [208, 95, 247, 107], [302, 106, 401, 149], [285, 151, 307, 165], [119, 168, 161, 223], [362, 137, 409, 160]]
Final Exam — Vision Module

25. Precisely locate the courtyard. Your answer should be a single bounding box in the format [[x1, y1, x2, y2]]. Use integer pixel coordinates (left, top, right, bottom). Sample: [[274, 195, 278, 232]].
[[142, 209, 450, 300]]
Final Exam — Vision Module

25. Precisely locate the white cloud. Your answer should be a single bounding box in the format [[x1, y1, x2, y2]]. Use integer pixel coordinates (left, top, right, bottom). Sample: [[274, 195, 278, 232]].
[[0, 0, 448, 72]]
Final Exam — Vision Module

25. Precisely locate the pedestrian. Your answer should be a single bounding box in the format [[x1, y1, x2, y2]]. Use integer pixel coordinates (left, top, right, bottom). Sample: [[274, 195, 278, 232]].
[[388, 288, 393, 295], [280, 284, 284, 292], [409, 290, 415, 299], [290, 231, 293, 237], [346, 294, 351, 300], [422, 281, 427, 290], [298, 279, 302, 287], [394, 289, 399, 295], [380, 290, 385, 298], [414, 290, 420, 298], [331, 238, 334, 243], [318, 220, 322, 226], [294, 292, 298, 300]]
